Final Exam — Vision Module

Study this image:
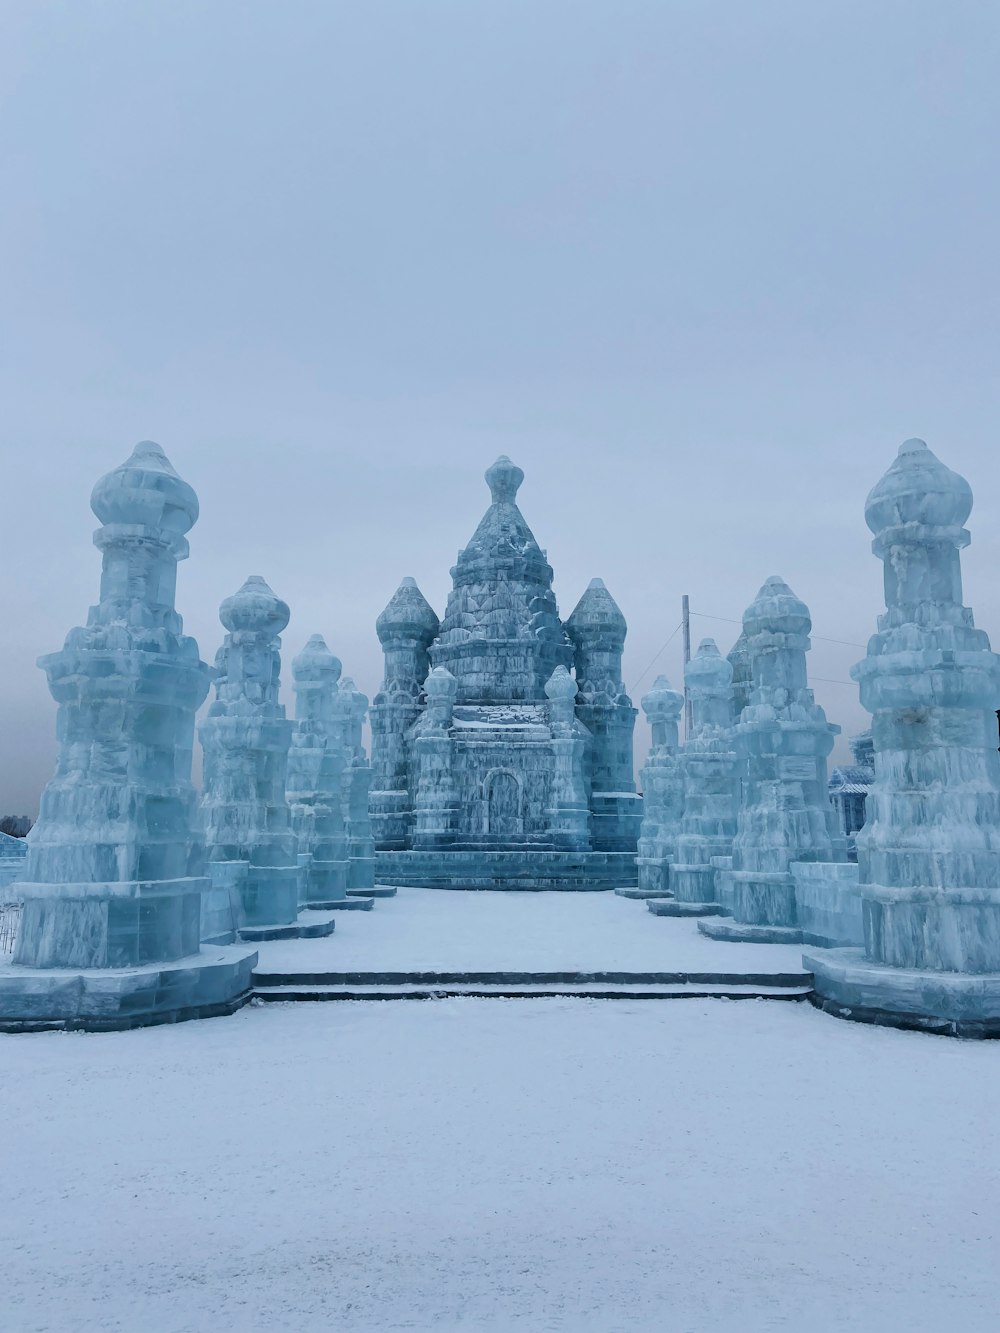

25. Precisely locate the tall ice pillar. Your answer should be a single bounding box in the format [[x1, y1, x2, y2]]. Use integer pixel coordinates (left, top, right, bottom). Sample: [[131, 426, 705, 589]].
[[628, 676, 685, 899], [0, 441, 255, 1030], [808, 439, 1000, 1035], [336, 678, 377, 891]]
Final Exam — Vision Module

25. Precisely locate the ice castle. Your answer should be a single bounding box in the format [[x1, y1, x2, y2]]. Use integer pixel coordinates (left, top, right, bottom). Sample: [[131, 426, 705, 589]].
[[370, 456, 642, 889]]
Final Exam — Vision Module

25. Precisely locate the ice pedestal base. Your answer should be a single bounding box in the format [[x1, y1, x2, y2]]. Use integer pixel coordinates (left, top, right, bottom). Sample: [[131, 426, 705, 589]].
[[376, 850, 636, 890], [648, 899, 723, 918], [0, 946, 257, 1032], [615, 886, 673, 900], [698, 917, 803, 944], [805, 947, 1000, 1039], [238, 914, 337, 943]]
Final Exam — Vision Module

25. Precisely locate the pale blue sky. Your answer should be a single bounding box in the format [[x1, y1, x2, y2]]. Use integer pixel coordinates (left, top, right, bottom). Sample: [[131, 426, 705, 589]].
[[2, 1, 999, 811]]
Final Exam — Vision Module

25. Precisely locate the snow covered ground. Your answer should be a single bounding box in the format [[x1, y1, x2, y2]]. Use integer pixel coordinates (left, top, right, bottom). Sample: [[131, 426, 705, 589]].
[[256, 887, 808, 975], [5, 999, 999, 1333]]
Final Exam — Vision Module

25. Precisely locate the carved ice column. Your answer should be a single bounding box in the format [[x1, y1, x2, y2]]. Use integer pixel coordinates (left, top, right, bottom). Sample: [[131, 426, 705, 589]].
[[2, 441, 255, 1030], [199, 578, 327, 942], [700, 577, 844, 944], [286, 635, 350, 907], [337, 679, 376, 890], [544, 666, 591, 851], [654, 641, 738, 917], [566, 578, 642, 851], [371, 578, 439, 850], [631, 676, 685, 897], [808, 440, 1000, 1036], [411, 667, 459, 850]]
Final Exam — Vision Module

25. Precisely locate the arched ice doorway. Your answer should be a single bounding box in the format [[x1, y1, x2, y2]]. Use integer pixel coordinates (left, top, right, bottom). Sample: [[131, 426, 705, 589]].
[[483, 769, 524, 838]]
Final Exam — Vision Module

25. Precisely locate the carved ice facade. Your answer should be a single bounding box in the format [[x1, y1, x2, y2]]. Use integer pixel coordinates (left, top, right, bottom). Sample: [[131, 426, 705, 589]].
[[370, 456, 642, 888]]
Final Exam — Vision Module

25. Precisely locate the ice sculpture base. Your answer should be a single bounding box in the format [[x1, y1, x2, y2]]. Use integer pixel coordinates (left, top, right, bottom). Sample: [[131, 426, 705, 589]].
[[304, 897, 375, 911], [352, 886, 398, 898], [0, 946, 257, 1033], [375, 850, 637, 891], [647, 899, 724, 918], [615, 887, 673, 900], [238, 914, 337, 943], [805, 947, 1000, 1039], [698, 917, 803, 945]]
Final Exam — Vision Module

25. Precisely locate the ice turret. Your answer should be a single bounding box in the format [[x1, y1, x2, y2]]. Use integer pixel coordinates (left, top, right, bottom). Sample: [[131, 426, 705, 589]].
[[700, 577, 845, 944], [286, 635, 350, 907], [371, 578, 440, 850], [3, 443, 255, 1030], [198, 578, 322, 942], [659, 641, 739, 914], [808, 440, 1000, 1035], [336, 677, 376, 891], [634, 675, 685, 895], [566, 578, 641, 851]]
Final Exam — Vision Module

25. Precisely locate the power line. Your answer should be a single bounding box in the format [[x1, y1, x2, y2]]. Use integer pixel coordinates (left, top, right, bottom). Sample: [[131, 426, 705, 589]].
[[689, 609, 866, 650], [629, 621, 683, 693]]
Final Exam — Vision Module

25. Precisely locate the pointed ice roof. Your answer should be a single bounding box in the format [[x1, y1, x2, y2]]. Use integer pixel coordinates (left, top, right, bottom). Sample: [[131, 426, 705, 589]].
[[566, 578, 627, 642], [865, 438, 973, 536], [219, 575, 290, 636], [292, 634, 342, 685], [455, 455, 549, 580], [376, 577, 440, 644], [91, 440, 199, 533], [743, 576, 811, 637]]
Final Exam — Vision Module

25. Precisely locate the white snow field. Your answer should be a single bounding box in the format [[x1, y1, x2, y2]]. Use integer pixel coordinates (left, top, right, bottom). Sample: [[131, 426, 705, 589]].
[[254, 886, 807, 975], [5, 998, 999, 1333]]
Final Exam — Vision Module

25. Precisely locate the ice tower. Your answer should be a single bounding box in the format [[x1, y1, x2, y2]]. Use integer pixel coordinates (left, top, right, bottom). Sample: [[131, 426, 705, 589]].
[[199, 578, 336, 942], [700, 577, 845, 943], [629, 676, 685, 898], [649, 640, 738, 918], [808, 440, 1000, 1035], [0, 442, 255, 1030], [370, 456, 642, 888]]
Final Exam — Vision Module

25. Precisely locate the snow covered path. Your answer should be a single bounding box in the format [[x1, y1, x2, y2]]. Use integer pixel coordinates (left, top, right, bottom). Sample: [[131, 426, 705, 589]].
[[255, 887, 807, 976], [5, 1000, 999, 1333]]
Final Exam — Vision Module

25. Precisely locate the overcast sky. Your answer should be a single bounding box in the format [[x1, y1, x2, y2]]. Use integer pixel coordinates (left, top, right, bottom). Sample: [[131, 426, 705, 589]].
[[2, 1, 999, 814]]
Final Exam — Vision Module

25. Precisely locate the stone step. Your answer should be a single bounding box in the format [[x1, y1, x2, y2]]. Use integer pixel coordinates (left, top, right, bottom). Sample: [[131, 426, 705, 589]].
[[253, 980, 812, 1003], [302, 897, 375, 912], [615, 887, 674, 900], [351, 886, 397, 899], [253, 968, 812, 989], [647, 900, 724, 917]]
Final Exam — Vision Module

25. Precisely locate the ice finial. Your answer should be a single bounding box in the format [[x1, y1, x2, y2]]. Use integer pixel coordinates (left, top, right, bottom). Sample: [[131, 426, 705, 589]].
[[91, 439, 198, 535], [641, 674, 684, 725], [566, 578, 627, 640], [743, 576, 811, 639], [292, 633, 342, 686], [485, 455, 524, 504], [865, 437, 973, 537], [219, 575, 290, 637]]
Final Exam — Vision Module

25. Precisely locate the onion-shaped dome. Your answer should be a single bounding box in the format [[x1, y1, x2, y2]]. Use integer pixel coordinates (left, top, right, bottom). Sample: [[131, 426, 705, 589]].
[[640, 674, 684, 723], [424, 665, 458, 701], [684, 639, 733, 695], [376, 577, 440, 646], [219, 575, 290, 638], [865, 438, 973, 537], [91, 440, 199, 535], [544, 664, 578, 702], [292, 633, 342, 686], [566, 578, 627, 643], [743, 576, 811, 640]]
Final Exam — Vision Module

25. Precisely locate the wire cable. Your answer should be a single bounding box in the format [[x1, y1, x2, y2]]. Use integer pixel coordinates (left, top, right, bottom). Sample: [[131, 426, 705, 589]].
[[629, 621, 684, 693]]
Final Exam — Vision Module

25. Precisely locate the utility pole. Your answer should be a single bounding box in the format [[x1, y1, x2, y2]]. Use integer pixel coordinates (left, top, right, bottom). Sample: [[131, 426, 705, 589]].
[[682, 594, 692, 740]]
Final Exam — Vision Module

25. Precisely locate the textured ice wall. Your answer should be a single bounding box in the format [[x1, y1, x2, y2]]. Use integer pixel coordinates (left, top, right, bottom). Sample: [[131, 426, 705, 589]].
[[199, 577, 301, 931], [852, 439, 1000, 972], [671, 641, 739, 905], [14, 442, 211, 969]]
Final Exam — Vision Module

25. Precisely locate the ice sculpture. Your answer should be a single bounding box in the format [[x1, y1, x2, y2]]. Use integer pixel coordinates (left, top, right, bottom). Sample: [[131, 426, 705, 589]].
[[286, 635, 351, 906], [0, 831, 28, 893], [371, 456, 642, 888], [700, 577, 844, 943], [649, 641, 738, 917], [335, 678, 377, 891], [0, 442, 255, 1029], [807, 440, 1000, 1036], [199, 578, 335, 941], [627, 676, 685, 898]]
